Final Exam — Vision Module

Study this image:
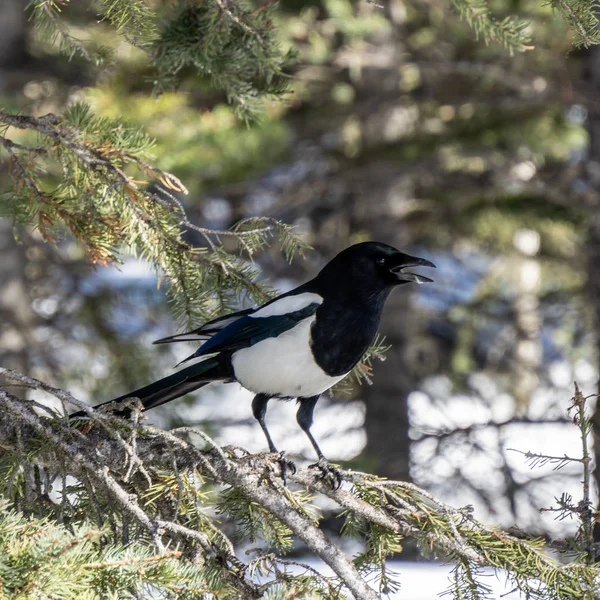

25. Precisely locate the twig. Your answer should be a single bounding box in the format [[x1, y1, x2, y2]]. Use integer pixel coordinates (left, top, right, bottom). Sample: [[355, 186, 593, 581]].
[[81, 550, 183, 569], [214, 0, 263, 39], [554, 0, 596, 46], [0, 109, 298, 282], [571, 383, 594, 562], [0, 137, 49, 203], [39, 0, 94, 61]]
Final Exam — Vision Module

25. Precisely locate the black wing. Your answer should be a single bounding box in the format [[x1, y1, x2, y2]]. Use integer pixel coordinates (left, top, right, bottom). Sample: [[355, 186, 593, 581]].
[[177, 302, 321, 365]]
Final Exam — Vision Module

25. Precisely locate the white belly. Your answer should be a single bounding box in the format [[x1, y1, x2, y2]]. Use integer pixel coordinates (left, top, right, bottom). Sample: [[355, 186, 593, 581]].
[[231, 316, 348, 398]]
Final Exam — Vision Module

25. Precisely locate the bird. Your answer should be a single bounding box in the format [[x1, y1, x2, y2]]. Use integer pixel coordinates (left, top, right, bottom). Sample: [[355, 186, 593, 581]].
[[71, 241, 435, 485]]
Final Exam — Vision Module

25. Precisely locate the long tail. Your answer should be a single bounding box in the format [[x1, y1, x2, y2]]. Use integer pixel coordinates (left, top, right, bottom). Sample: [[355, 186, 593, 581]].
[[70, 357, 226, 419]]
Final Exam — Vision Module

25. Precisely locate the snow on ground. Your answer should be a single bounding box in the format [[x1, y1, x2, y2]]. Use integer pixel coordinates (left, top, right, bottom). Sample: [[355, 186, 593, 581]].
[[278, 560, 525, 599]]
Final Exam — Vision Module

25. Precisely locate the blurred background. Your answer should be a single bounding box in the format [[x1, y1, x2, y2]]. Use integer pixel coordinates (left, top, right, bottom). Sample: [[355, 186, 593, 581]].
[[1, 0, 599, 586]]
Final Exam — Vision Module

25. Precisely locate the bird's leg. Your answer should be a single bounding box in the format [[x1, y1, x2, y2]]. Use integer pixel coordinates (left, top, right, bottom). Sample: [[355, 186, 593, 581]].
[[296, 395, 343, 489], [252, 393, 277, 453], [251, 393, 296, 484], [296, 396, 327, 460]]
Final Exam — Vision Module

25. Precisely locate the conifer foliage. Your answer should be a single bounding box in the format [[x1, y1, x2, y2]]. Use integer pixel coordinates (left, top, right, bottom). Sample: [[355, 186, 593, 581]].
[[0, 103, 305, 324], [0, 499, 208, 599], [28, 0, 293, 119]]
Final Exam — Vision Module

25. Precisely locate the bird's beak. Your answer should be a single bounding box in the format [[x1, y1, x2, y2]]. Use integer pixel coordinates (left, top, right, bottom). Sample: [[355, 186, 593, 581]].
[[389, 253, 436, 284]]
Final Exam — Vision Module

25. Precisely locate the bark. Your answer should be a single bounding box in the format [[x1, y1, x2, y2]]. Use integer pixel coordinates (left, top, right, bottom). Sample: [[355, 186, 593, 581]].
[[0, 0, 28, 96], [1, 367, 587, 599], [0, 0, 35, 370], [587, 210, 600, 539], [0, 224, 35, 376], [0, 0, 27, 70], [511, 231, 542, 411], [363, 291, 414, 482], [582, 39, 600, 540]]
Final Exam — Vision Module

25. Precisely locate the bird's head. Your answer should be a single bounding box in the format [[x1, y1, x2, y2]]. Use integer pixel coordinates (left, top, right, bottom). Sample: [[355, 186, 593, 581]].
[[316, 241, 436, 298]]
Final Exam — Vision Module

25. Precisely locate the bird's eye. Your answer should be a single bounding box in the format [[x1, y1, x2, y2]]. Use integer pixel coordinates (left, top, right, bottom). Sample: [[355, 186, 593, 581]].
[[375, 257, 386, 266]]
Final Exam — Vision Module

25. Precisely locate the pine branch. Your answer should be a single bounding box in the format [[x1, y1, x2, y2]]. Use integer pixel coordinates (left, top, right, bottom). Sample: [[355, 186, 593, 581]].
[[548, 0, 600, 47], [152, 2, 295, 121], [0, 501, 212, 597], [2, 368, 600, 599], [97, 0, 158, 46], [509, 383, 599, 564], [0, 368, 374, 599], [449, 0, 532, 53], [30, 0, 91, 60], [27, 0, 110, 63], [0, 106, 308, 325], [27, 0, 293, 118]]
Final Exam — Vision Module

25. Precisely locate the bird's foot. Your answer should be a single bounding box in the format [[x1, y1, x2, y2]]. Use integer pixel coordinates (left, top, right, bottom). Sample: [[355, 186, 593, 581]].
[[275, 451, 297, 486], [309, 458, 343, 490]]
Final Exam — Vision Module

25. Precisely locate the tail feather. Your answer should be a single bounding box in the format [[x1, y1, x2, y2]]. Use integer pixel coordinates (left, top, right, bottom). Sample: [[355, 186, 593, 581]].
[[70, 358, 225, 419]]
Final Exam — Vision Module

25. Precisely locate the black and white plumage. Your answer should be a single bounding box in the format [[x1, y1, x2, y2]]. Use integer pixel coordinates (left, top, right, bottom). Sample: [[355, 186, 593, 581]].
[[72, 242, 435, 482]]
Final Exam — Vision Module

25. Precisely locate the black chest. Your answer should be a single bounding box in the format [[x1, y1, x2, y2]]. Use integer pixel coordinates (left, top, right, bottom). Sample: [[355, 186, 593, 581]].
[[309, 296, 386, 376]]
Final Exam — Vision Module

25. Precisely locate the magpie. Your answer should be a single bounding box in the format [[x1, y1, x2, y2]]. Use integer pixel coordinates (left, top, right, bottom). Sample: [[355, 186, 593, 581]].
[[72, 242, 434, 483]]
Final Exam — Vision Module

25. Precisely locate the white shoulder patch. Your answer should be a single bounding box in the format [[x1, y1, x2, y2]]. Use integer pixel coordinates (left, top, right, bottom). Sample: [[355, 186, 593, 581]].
[[251, 292, 323, 319]]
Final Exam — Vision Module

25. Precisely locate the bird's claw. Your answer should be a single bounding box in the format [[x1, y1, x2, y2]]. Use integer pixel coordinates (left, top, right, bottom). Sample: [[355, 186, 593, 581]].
[[276, 451, 297, 486], [309, 458, 343, 490]]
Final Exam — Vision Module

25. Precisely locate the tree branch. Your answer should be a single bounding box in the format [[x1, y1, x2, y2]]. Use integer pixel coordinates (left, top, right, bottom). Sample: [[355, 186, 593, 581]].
[[1, 367, 599, 599]]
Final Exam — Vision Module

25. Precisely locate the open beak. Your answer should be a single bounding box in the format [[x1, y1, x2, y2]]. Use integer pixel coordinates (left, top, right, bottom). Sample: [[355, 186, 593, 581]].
[[389, 254, 436, 284]]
